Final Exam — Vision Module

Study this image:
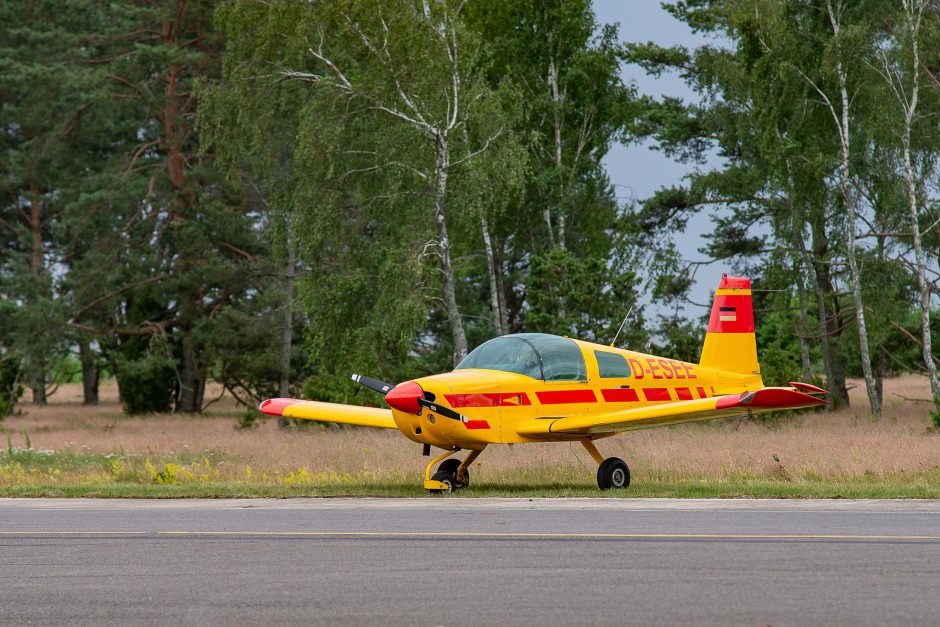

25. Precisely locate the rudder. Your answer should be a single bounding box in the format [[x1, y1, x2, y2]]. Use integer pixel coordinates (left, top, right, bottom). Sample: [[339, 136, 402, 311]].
[[698, 274, 761, 377]]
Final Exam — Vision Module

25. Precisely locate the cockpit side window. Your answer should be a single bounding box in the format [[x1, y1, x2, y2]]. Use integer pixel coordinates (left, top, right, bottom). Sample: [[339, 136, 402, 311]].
[[594, 350, 632, 378], [525, 335, 587, 381]]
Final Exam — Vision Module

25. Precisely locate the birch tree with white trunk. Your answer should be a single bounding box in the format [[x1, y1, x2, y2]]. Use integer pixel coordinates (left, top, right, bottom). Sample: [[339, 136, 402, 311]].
[[871, 0, 940, 408], [795, 1, 881, 418], [276, 0, 521, 365]]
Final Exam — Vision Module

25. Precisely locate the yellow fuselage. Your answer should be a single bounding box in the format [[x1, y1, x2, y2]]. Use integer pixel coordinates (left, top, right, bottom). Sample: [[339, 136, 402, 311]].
[[392, 338, 762, 451]]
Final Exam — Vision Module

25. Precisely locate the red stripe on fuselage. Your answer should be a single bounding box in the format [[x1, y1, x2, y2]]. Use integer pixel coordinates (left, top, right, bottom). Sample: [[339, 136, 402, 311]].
[[601, 388, 639, 403], [536, 390, 597, 404], [696, 386, 708, 398], [445, 393, 531, 408], [675, 387, 693, 400], [643, 388, 671, 402], [463, 420, 491, 430]]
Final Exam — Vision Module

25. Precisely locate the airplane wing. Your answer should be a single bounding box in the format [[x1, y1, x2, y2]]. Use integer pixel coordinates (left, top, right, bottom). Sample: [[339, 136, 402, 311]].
[[259, 398, 398, 429], [516, 387, 826, 437]]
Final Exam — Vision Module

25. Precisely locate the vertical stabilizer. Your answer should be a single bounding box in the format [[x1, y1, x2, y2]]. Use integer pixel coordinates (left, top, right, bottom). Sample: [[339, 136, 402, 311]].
[[698, 274, 761, 377]]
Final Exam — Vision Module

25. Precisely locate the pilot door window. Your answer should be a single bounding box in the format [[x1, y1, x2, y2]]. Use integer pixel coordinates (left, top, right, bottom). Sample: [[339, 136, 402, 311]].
[[594, 351, 632, 379]]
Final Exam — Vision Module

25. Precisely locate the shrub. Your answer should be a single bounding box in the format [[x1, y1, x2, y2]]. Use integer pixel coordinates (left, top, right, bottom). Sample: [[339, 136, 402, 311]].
[[0, 356, 23, 420], [114, 353, 176, 415]]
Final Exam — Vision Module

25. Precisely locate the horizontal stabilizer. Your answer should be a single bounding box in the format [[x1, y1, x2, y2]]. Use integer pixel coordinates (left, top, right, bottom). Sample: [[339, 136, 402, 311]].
[[516, 386, 826, 437], [259, 398, 397, 430], [788, 381, 828, 395]]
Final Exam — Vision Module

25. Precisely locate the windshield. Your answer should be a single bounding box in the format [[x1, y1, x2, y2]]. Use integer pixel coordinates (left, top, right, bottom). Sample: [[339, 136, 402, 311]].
[[455, 333, 586, 381], [455, 337, 542, 378]]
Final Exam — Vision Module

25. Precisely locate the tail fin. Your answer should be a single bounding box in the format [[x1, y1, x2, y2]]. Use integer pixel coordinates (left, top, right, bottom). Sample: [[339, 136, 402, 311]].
[[699, 274, 761, 376]]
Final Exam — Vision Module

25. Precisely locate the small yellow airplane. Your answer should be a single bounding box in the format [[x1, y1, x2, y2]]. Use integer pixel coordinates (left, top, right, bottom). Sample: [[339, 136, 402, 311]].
[[261, 275, 826, 492]]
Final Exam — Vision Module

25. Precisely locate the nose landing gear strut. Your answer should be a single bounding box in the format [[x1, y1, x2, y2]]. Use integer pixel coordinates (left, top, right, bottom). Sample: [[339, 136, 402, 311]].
[[424, 447, 485, 493]]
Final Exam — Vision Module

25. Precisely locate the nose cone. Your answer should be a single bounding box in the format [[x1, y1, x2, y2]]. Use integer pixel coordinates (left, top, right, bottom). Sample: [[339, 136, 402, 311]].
[[384, 381, 423, 414]]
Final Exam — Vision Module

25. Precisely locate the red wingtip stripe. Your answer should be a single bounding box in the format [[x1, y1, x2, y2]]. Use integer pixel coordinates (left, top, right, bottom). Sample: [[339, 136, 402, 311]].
[[259, 398, 298, 416]]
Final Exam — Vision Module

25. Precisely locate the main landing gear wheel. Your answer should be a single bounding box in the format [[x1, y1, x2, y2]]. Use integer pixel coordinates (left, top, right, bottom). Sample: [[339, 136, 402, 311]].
[[437, 458, 469, 488], [597, 457, 630, 490]]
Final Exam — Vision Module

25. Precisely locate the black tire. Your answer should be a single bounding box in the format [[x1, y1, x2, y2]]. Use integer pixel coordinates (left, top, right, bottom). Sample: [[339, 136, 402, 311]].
[[438, 458, 468, 488], [438, 458, 461, 476], [597, 457, 630, 490], [431, 469, 455, 493]]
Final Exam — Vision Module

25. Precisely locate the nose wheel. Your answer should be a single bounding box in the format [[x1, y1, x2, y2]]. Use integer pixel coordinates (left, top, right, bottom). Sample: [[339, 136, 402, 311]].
[[424, 448, 484, 494]]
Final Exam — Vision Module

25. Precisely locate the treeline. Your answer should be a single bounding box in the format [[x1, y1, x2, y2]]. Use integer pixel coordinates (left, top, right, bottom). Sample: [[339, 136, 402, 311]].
[[627, 0, 940, 420], [1, 1, 938, 422]]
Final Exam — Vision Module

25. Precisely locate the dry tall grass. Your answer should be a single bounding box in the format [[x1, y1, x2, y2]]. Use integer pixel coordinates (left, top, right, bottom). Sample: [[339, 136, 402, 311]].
[[4, 375, 939, 491]]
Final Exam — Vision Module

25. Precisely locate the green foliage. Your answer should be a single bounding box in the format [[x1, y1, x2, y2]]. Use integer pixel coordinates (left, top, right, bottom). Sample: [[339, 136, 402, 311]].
[[114, 336, 177, 415], [235, 409, 261, 431], [625, 0, 940, 416], [759, 341, 802, 388], [0, 357, 22, 420], [526, 247, 645, 345], [5, 0, 940, 424], [652, 316, 704, 364]]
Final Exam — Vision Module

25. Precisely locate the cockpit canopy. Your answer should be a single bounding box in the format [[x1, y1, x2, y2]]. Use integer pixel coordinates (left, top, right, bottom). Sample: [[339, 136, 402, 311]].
[[455, 333, 587, 381]]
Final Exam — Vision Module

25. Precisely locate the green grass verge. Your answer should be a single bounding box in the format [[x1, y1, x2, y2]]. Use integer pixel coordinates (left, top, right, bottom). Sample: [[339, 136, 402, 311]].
[[1, 448, 938, 498]]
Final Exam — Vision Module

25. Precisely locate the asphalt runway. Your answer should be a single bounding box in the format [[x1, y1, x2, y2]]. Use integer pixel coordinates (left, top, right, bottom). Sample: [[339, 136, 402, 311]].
[[2, 498, 939, 626]]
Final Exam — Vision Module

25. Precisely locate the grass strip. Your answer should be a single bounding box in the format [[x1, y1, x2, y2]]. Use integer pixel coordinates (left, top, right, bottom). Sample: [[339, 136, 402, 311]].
[[2, 449, 938, 499]]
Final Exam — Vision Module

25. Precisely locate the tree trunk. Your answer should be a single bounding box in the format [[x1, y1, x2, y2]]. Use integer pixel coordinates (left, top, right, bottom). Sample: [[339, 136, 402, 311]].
[[163, 3, 205, 414], [902, 129, 940, 405], [795, 274, 813, 383], [79, 339, 99, 405], [548, 55, 565, 250], [280, 226, 295, 397], [433, 139, 467, 365], [898, 0, 940, 406], [810, 214, 849, 409], [176, 292, 205, 413], [27, 190, 47, 405], [278, 224, 295, 428], [481, 216, 505, 335], [542, 208, 554, 248], [834, 50, 880, 419], [786, 182, 814, 383], [30, 363, 47, 405], [875, 351, 885, 409], [494, 238, 509, 333]]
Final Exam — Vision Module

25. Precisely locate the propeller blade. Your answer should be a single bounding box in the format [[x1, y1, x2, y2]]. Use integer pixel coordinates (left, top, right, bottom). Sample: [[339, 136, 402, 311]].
[[351, 374, 395, 395], [417, 397, 467, 423]]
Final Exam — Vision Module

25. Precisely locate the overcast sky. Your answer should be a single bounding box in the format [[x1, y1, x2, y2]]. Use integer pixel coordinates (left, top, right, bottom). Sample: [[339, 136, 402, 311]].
[[592, 0, 724, 313]]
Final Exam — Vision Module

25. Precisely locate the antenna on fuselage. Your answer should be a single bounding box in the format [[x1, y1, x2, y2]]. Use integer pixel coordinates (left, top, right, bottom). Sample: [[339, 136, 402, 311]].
[[609, 307, 634, 348]]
